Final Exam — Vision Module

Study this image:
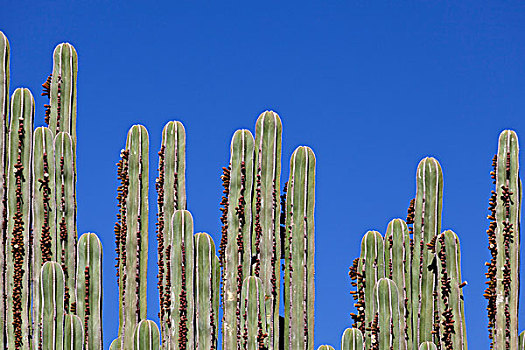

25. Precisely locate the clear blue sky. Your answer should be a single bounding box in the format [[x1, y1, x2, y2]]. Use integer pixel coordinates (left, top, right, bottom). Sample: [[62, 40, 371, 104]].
[[2, 1, 525, 348]]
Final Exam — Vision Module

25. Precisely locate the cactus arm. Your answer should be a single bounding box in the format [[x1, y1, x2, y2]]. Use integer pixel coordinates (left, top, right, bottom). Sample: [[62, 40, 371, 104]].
[[110, 338, 121, 350], [412, 157, 443, 346], [240, 276, 267, 350], [341, 328, 364, 350], [284, 146, 316, 350], [373, 278, 404, 350], [519, 330, 525, 350], [40, 261, 65, 350], [157, 121, 186, 347], [419, 342, 438, 350], [49, 43, 77, 142], [384, 218, 411, 350], [317, 346, 335, 350], [76, 232, 103, 350], [491, 130, 520, 349], [54, 131, 77, 312], [64, 314, 84, 350], [6, 88, 34, 349], [0, 31, 8, 349], [133, 320, 160, 350], [221, 129, 255, 350], [194, 232, 218, 349], [253, 111, 282, 350]]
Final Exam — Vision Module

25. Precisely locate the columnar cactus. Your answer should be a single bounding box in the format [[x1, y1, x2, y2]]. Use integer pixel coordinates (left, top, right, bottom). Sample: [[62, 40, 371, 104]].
[[156, 121, 187, 349], [372, 278, 405, 350], [40, 261, 65, 350], [485, 130, 521, 350], [6, 87, 34, 349], [419, 342, 437, 350], [76, 232, 103, 349], [283, 146, 316, 350], [115, 124, 149, 348], [64, 314, 84, 350], [317, 345, 335, 350], [134, 320, 161, 350], [240, 276, 267, 350], [220, 129, 255, 349], [341, 328, 364, 350]]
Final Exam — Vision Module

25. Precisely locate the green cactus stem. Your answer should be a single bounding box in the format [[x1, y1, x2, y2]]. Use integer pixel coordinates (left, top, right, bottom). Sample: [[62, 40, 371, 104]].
[[435, 230, 467, 350], [384, 218, 412, 350], [32, 126, 57, 349], [64, 314, 84, 350], [133, 320, 161, 350], [317, 346, 335, 350], [0, 30, 9, 350], [6, 87, 34, 350], [419, 342, 438, 350], [221, 129, 255, 350], [252, 111, 282, 350], [240, 276, 268, 350], [156, 121, 186, 348], [76, 232, 103, 349], [55, 131, 77, 312], [40, 261, 65, 350], [485, 130, 520, 350], [110, 338, 121, 350], [194, 232, 219, 350], [341, 328, 364, 350], [373, 278, 405, 350], [115, 125, 149, 348], [283, 146, 316, 350], [411, 157, 443, 347], [519, 331, 525, 350], [47, 43, 77, 142]]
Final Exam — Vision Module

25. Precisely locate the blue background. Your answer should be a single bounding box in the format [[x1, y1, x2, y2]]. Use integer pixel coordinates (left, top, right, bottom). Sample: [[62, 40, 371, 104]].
[[2, 1, 525, 348]]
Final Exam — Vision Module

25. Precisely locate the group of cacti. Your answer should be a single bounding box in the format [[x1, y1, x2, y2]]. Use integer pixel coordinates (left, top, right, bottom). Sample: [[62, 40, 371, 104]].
[[0, 30, 524, 350]]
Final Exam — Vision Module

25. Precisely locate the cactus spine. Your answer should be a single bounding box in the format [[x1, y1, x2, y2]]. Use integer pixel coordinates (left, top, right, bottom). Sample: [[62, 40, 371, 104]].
[[76, 232, 103, 349], [341, 328, 364, 350], [284, 146, 316, 350], [115, 124, 149, 348], [485, 130, 520, 349], [134, 320, 161, 350], [6, 87, 34, 349]]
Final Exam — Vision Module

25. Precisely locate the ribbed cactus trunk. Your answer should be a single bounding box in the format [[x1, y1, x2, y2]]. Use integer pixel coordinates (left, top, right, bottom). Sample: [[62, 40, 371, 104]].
[[6, 88, 34, 349], [40, 261, 65, 350], [194, 232, 220, 350], [156, 121, 187, 350], [373, 278, 405, 350], [341, 328, 364, 350], [134, 320, 161, 350], [76, 232, 103, 349], [115, 125, 149, 349], [411, 157, 443, 347], [252, 111, 282, 350], [220, 129, 255, 350], [317, 345, 335, 350], [0, 31, 8, 349], [283, 146, 316, 350], [419, 342, 437, 350], [485, 130, 520, 350], [240, 276, 267, 350], [64, 314, 84, 350]]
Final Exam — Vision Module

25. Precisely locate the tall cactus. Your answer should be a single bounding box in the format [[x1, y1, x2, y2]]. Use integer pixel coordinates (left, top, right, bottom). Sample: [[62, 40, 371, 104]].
[[485, 130, 520, 349], [76, 232, 103, 349], [419, 342, 437, 350], [156, 121, 187, 349], [134, 320, 161, 350], [341, 328, 364, 350], [0, 30, 9, 349], [252, 111, 282, 350], [115, 124, 149, 348], [283, 146, 316, 350], [372, 278, 405, 350], [220, 129, 255, 349], [64, 314, 84, 350], [194, 232, 220, 349], [6, 87, 34, 349], [40, 261, 65, 350], [317, 346, 335, 350], [240, 276, 267, 350]]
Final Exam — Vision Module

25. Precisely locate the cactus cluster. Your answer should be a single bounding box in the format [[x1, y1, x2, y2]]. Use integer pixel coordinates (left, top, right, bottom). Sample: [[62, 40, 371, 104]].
[[2, 30, 525, 350], [0, 32, 102, 350]]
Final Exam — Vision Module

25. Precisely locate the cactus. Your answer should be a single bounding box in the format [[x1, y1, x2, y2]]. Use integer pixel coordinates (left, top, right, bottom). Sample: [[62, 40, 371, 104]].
[[76, 232, 103, 349], [341, 328, 364, 350], [485, 130, 521, 350], [372, 278, 405, 350], [519, 331, 525, 350], [134, 320, 161, 350], [220, 129, 255, 349], [283, 146, 316, 350], [6, 87, 34, 349], [317, 346, 334, 350], [64, 314, 84, 350], [419, 342, 437, 350], [240, 276, 267, 349], [156, 121, 187, 349], [115, 124, 149, 348], [40, 261, 65, 350]]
